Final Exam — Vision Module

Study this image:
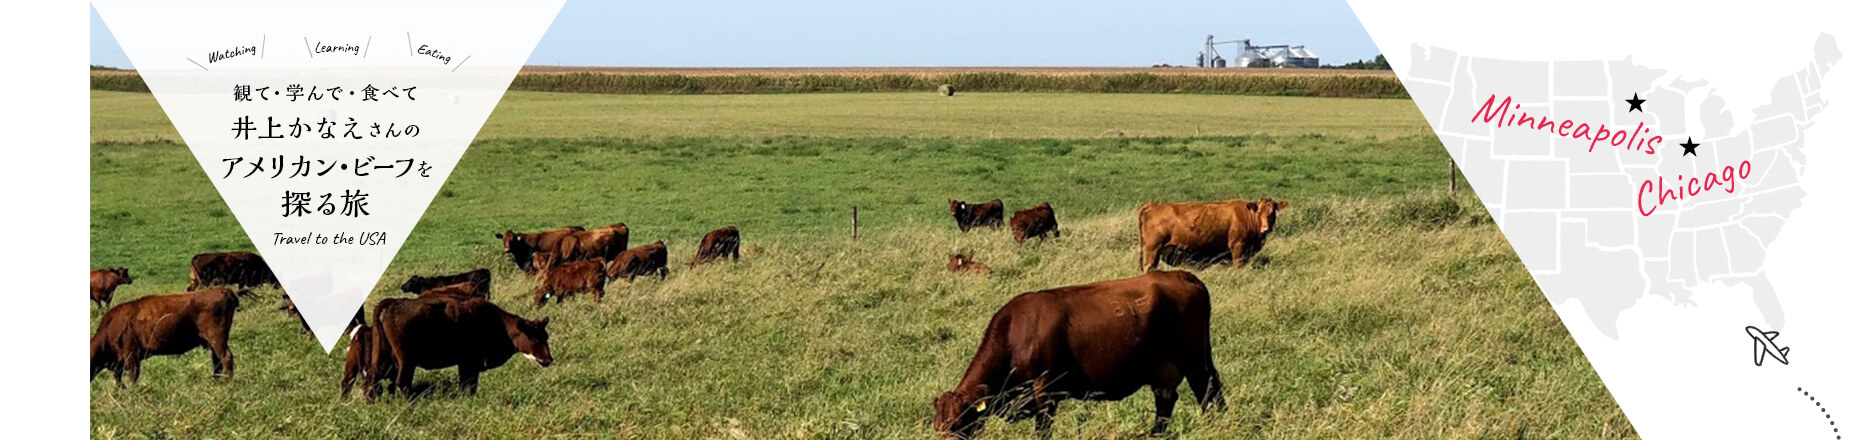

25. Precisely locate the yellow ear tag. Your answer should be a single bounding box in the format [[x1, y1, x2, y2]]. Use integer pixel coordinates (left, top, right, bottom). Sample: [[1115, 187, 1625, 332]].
[[975, 401, 987, 411]]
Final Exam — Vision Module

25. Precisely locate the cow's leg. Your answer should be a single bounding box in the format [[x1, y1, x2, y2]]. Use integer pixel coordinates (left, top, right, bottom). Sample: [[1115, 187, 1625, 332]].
[[1140, 239, 1163, 273], [1030, 377, 1056, 440], [593, 283, 605, 303], [213, 341, 235, 380], [458, 364, 481, 395], [340, 366, 358, 399], [125, 354, 142, 384], [209, 348, 224, 378], [1150, 385, 1179, 436], [658, 267, 669, 280], [108, 355, 125, 386], [1229, 237, 1249, 269], [393, 353, 416, 398]]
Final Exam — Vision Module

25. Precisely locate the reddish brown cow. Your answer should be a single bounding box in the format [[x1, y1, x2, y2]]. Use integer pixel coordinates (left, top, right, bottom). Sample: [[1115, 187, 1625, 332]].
[[188, 251, 280, 291], [1009, 203, 1060, 244], [947, 253, 991, 275], [531, 252, 608, 306], [950, 199, 1005, 232], [557, 223, 630, 263], [340, 324, 388, 399], [90, 288, 240, 385], [932, 271, 1225, 439], [495, 226, 585, 273], [689, 226, 742, 268], [90, 267, 133, 308], [607, 241, 670, 282], [362, 296, 553, 402], [1137, 197, 1288, 272], [399, 268, 491, 298]]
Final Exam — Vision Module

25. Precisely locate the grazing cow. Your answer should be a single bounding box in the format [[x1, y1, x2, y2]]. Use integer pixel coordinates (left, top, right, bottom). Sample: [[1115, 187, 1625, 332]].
[[689, 226, 742, 268], [1009, 203, 1060, 244], [557, 223, 630, 263], [399, 268, 492, 298], [495, 226, 585, 273], [607, 241, 670, 282], [950, 199, 1006, 232], [947, 253, 991, 275], [931, 271, 1225, 439], [188, 251, 280, 291], [90, 288, 241, 385], [363, 296, 553, 402], [531, 252, 608, 306], [90, 267, 133, 308], [340, 324, 390, 399], [1137, 197, 1289, 272]]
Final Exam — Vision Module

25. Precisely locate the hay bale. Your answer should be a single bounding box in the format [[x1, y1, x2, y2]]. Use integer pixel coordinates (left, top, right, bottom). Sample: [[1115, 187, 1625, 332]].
[[937, 84, 956, 97]]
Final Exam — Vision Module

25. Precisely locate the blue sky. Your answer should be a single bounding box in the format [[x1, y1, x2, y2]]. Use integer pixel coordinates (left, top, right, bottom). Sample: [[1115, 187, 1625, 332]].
[[92, 0, 1380, 68]]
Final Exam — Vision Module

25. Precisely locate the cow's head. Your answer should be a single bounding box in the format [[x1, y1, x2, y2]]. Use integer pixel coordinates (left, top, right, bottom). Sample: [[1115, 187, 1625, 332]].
[[949, 200, 967, 215], [399, 275, 428, 293], [1246, 198, 1290, 235], [495, 229, 532, 253], [509, 316, 553, 367], [113, 267, 133, 284], [90, 336, 118, 381], [933, 384, 991, 438]]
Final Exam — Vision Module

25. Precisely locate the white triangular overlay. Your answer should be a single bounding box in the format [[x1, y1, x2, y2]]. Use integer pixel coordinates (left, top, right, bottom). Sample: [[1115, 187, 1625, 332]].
[[93, 0, 565, 351]]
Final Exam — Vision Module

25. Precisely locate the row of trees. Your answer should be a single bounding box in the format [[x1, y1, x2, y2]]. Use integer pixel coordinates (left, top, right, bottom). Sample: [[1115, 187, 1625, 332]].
[[1325, 54, 1391, 70]]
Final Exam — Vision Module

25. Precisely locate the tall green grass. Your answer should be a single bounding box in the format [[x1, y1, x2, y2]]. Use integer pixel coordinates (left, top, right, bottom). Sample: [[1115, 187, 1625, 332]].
[[91, 72, 1409, 98]]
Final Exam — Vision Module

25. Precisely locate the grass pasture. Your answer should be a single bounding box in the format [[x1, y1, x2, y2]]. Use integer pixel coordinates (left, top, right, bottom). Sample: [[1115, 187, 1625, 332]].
[[90, 134, 1632, 439]]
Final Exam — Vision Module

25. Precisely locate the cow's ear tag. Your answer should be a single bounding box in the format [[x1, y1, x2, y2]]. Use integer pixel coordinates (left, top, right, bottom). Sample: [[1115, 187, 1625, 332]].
[[975, 401, 987, 411]]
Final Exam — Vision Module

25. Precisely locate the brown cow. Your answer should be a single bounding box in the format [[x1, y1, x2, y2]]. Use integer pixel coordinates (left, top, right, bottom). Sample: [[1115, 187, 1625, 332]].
[[950, 199, 1005, 232], [557, 223, 630, 263], [188, 251, 280, 291], [90, 267, 133, 308], [1137, 197, 1289, 272], [931, 271, 1225, 439], [689, 226, 742, 268], [495, 226, 585, 273], [531, 252, 608, 306], [363, 296, 552, 402], [607, 241, 670, 282], [1009, 203, 1060, 244], [399, 268, 491, 298], [339, 323, 388, 399], [947, 253, 991, 275], [90, 288, 240, 385]]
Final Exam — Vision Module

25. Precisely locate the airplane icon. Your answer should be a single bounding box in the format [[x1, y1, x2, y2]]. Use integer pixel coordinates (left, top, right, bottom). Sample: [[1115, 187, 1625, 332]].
[[1746, 326, 1790, 366]]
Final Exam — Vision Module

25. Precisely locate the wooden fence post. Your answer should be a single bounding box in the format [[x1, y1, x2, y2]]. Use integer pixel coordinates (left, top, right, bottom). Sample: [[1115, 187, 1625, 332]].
[[1448, 157, 1459, 197], [851, 206, 860, 241]]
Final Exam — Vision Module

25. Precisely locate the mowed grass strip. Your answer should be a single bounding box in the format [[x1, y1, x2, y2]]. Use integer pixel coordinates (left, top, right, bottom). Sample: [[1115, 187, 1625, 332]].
[[90, 136, 1631, 439], [91, 90, 1431, 143]]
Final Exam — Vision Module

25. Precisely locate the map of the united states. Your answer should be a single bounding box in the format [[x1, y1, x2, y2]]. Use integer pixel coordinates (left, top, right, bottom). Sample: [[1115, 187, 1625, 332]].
[[1400, 35, 1840, 337]]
